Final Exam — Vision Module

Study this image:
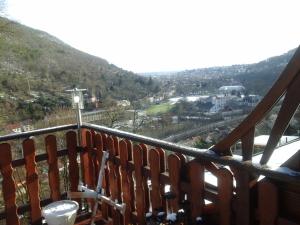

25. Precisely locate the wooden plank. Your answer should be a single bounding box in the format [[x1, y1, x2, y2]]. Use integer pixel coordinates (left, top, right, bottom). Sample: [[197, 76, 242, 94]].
[[261, 73, 300, 164], [134, 144, 146, 225], [107, 136, 121, 225], [22, 138, 42, 224], [0, 143, 20, 225], [86, 130, 96, 188], [66, 131, 80, 204], [213, 47, 300, 152], [45, 135, 60, 201], [258, 180, 278, 225], [140, 143, 150, 212], [119, 140, 132, 224], [125, 139, 135, 212], [168, 154, 182, 212], [217, 167, 233, 225], [176, 153, 186, 203], [149, 148, 163, 212], [101, 133, 111, 219], [241, 127, 255, 161], [94, 133, 109, 220], [235, 169, 250, 225], [112, 136, 122, 202], [188, 161, 205, 221], [156, 147, 167, 211]]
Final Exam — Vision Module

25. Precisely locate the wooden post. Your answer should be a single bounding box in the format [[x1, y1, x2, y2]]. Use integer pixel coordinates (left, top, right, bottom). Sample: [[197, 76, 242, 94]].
[[235, 170, 250, 225], [45, 135, 60, 201], [66, 131, 80, 204], [22, 138, 42, 224], [0, 143, 20, 225], [156, 147, 167, 211], [188, 161, 205, 221], [168, 154, 182, 212], [107, 136, 121, 225], [119, 140, 132, 224], [217, 167, 233, 225], [149, 148, 163, 213], [125, 139, 135, 212], [140, 143, 150, 212], [94, 133, 109, 220], [258, 180, 278, 225], [134, 145, 146, 225]]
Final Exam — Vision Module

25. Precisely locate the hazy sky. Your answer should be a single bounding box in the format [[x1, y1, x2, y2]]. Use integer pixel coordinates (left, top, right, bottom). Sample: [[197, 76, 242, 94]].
[[2, 0, 300, 72]]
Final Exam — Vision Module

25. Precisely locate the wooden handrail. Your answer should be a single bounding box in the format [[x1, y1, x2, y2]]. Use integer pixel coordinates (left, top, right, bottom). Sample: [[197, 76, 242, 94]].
[[82, 123, 300, 184]]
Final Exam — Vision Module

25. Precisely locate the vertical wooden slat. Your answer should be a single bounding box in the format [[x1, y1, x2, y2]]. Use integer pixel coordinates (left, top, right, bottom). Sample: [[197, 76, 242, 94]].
[[45, 135, 60, 201], [168, 154, 181, 212], [22, 138, 42, 224], [66, 131, 79, 202], [85, 130, 95, 188], [235, 170, 250, 225], [258, 180, 278, 225], [119, 140, 132, 224], [90, 130, 98, 184], [113, 136, 122, 202], [80, 130, 94, 192], [176, 153, 186, 203], [134, 145, 146, 225], [107, 136, 121, 225], [101, 133, 111, 219], [217, 167, 233, 225], [188, 161, 204, 221], [94, 133, 109, 220], [156, 147, 167, 211], [140, 143, 150, 212], [80, 128, 88, 184], [125, 139, 135, 212], [0, 143, 20, 225], [149, 148, 163, 212]]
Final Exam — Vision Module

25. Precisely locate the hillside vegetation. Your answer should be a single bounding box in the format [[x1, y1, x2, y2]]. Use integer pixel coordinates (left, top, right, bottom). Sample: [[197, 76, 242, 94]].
[[0, 17, 159, 124], [173, 48, 296, 95]]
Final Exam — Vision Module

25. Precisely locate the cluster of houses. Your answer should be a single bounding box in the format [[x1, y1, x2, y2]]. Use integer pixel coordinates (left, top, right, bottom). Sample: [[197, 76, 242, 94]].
[[166, 85, 262, 114]]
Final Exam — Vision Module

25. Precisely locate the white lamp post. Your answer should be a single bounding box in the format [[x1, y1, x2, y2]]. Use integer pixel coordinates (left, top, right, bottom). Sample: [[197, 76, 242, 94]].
[[66, 88, 86, 144]]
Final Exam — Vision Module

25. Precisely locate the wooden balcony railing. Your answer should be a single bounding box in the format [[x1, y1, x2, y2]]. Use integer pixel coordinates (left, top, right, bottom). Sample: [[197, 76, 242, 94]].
[[0, 121, 299, 225], [0, 46, 300, 225]]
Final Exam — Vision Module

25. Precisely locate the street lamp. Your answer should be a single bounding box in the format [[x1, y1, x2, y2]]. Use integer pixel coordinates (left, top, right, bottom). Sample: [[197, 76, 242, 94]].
[[66, 88, 86, 144]]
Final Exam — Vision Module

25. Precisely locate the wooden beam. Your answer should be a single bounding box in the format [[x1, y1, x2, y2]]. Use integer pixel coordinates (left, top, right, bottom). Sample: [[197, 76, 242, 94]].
[[260, 72, 300, 164], [241, 127, 255, 161]]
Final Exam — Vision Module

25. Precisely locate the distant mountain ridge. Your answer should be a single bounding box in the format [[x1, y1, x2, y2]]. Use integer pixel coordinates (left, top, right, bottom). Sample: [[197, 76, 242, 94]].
[[174, 48, 296, 94], [0, 17, 158, 123]]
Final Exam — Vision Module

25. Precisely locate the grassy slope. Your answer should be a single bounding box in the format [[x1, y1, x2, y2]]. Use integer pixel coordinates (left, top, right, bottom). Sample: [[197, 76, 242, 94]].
[[0, 17, 159, 123]]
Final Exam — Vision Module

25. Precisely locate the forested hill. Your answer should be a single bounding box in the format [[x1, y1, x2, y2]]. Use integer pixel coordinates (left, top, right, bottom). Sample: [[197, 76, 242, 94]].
[[0, 17, 159, 122], [175, 48, 296, 95], [234, 49, 296, 94]]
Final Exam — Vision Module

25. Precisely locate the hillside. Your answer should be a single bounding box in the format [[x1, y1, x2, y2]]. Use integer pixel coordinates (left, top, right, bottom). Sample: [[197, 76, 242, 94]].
[[174, 48, 296, 95], [234, 49, 295, 94], [0, 17, 159, 123]]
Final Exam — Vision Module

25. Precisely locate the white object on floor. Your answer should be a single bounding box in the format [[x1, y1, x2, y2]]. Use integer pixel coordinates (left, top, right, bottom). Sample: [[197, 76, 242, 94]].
[[42, 200, 79, 225]]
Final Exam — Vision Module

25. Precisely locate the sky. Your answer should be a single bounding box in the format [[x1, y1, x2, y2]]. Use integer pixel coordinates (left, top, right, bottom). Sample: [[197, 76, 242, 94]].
[[1, 0, 300, 73]]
